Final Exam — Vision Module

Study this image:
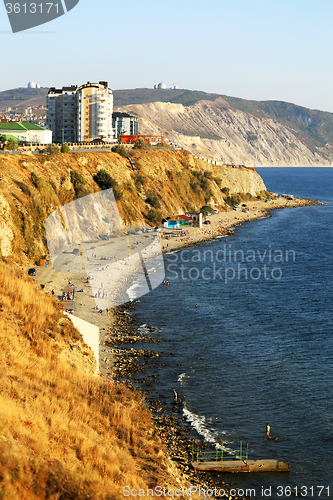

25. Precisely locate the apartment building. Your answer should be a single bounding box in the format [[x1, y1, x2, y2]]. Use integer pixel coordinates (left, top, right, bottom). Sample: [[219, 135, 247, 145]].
[[47, 81, 113, 143], [112, 112, 138, 139]]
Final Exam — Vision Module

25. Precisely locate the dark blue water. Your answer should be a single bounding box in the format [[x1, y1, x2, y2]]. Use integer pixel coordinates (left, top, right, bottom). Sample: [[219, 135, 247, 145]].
[[131, 168, 333, 498]]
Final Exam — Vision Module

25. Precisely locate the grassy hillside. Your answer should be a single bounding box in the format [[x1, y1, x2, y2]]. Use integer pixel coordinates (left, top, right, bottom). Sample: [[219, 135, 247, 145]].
[[0, 259, 186, 499], [113, 88, 220, 107]]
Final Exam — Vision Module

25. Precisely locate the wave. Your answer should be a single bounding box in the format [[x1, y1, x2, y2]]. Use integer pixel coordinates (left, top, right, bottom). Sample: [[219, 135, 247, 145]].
[[182, 405, 227, 447], [126, 281, 142, 301]]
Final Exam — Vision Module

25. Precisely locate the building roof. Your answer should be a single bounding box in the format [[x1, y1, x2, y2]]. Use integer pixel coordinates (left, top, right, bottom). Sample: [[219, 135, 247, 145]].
[[21, 122, 46, 130], [0, 122, 47, 131], [0, 122, 26, 131], [179, 215, 193, 221], [112, 112, 136, 119]]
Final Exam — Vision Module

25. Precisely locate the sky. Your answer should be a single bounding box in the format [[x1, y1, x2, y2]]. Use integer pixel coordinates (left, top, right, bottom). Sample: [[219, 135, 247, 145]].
[[1, 0, 333, 112]]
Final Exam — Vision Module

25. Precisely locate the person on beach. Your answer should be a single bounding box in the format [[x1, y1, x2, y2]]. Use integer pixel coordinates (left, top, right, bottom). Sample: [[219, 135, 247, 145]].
[[266, 423, 270, 438], [173, 389, 178, 402]]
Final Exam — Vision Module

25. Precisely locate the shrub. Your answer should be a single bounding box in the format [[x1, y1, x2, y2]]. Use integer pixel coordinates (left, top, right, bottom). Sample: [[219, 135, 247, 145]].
[[45, 143, 60, 155], [133, 137, 146, 149], [221, 186, 230, 195], [93, 169, 117, 191], [31, 172, 40, 188], [204, 171, 213, 179], [145, 189, 161, 209], [111, 145, 128, 157], [225, 194, 241, 206], [146, 208, 162, 225], [70, 170, 87, 198], [5, 138, 18, 150], [93, 170, 123, 200], [60, 143, 70, 153]]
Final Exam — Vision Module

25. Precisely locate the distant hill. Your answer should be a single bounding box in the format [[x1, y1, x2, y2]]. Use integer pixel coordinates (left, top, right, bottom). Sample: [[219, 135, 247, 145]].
[[0, 87, 48, 109], [3, 86, 333, 165], [112, 88, 220, 107]]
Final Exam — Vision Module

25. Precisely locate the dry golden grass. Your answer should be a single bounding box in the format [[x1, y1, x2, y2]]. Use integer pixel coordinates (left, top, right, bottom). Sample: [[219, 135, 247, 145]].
[[0, 261, 184, 499]]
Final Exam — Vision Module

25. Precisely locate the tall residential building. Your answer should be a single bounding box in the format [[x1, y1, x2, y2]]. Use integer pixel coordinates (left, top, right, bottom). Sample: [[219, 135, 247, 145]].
[[112, 112, 138, 139], [47, 81, 113, 143], [47, 85, 77, 143], [77, 82, 113, 143]]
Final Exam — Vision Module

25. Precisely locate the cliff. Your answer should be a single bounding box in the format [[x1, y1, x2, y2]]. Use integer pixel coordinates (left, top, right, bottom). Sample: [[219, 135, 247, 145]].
[[117, 98, 333, 167], [0, 150, 266, 263]]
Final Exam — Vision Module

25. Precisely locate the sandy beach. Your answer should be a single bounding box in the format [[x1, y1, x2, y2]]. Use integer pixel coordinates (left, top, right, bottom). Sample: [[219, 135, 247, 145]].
[[159, 196, 317, 253], [34, 195, 316, 378]]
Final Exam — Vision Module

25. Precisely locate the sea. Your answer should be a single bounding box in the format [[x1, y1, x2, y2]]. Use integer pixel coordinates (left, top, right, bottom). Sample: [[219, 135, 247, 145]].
[[126, 168, 333, 499]]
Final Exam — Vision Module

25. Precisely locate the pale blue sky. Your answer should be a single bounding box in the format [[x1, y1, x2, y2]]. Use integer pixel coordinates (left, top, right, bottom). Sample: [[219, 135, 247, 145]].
[[1, 0, 333, 112]]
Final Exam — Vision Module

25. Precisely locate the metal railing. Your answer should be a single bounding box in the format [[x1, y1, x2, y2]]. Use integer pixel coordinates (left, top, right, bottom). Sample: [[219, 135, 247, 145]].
[[192, 438, 249, 466]]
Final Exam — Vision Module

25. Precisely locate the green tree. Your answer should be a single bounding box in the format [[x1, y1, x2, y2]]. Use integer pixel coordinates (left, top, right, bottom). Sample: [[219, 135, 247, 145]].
[[61, 143, 70, 153], [0, 134, 6, 144], [5, 138, 18, 150], [133, 137, 146, 149], [200, 205, 214, 215], [45, 143, 60, 155], [93, 169, 123, 200], [93, 169, 117, 190]]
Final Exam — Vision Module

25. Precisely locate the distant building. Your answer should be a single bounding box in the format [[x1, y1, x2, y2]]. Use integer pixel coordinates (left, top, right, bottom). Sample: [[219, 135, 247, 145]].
[[154, 82, 167, 89], [120, 134, 163, 145], [112, 112, 138, 139], [0, 121, 52, 144], [47, 81, 113, 143]]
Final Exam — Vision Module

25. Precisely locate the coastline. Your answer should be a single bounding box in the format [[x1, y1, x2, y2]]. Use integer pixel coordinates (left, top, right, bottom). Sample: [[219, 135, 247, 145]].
[[105, 195, 319, 495], [34, 195, 319, 497], [158, 196, 318, 254]]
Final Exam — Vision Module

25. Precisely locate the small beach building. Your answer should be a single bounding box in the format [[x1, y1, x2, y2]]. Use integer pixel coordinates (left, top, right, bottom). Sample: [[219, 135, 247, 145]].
[[185, 212, 202, 228], [163, 215, 193, 229]]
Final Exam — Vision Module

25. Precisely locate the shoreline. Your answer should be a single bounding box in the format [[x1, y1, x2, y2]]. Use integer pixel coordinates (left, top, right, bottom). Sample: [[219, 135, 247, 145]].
[[35, 195, 319, 496], [106, 195, 320, 496], [159, 196, 319, 254]]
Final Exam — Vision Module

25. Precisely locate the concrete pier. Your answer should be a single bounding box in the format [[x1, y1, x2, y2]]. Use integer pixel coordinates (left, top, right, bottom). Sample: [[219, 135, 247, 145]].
[[191, 459, 290, 473]]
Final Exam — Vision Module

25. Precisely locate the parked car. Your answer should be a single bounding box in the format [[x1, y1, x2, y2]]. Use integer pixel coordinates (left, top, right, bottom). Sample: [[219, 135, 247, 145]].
[[145, 227, 153, 232], [203, 220, 211, 224], [233, 206, 238, 211], [28, 268, 36, 276], [73, 248, 80, 254], [206, 212, 211, 216], [242, 204, 247, 207], [213, 209, 219, 214], [135, 228, 143, 235]]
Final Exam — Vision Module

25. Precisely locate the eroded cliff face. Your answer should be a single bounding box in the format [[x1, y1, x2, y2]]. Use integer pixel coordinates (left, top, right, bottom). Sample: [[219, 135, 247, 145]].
[[0, 150, 266, 262], [118, 99, 332, 166]]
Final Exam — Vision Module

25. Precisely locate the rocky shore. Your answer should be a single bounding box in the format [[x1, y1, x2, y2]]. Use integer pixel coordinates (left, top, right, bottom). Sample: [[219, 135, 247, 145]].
[[98, 195, 320, 497]]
